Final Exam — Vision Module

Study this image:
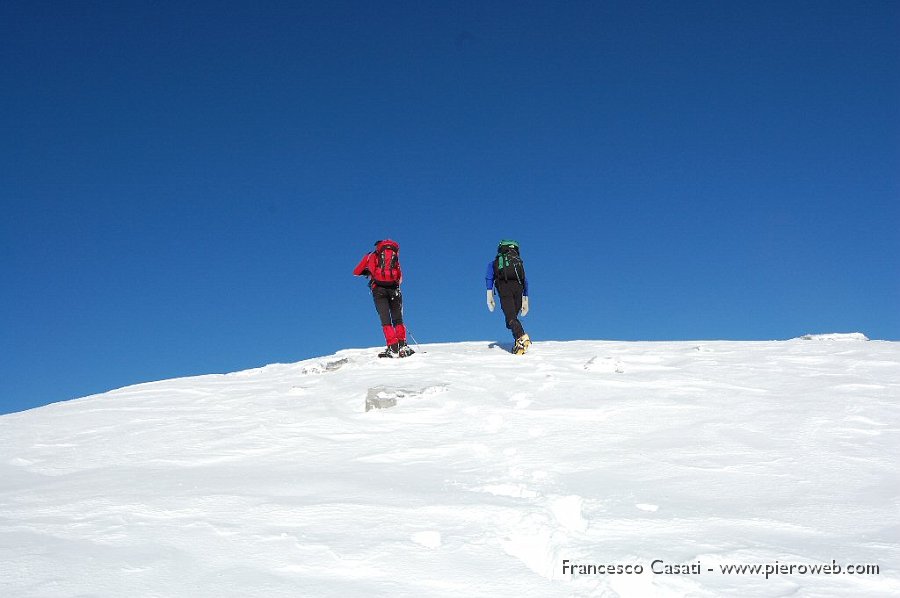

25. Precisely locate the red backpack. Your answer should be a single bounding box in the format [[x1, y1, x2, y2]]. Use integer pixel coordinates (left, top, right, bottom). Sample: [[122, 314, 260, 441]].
[[370, 239, 402, 286]]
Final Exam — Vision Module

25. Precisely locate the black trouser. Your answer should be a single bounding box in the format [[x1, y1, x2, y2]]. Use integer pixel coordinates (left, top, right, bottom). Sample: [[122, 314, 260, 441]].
[[372, 285, 403, 327], [496, 280, 525, 340]]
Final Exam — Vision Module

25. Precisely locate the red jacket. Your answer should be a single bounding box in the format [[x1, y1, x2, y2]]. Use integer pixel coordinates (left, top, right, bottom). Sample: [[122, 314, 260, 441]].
[[354, 240, 402, 288], [353, 252, 377, 278]]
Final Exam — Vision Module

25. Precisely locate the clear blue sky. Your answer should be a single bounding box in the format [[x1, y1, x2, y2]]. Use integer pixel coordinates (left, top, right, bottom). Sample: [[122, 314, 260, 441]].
[[2, 0, 898, 414]]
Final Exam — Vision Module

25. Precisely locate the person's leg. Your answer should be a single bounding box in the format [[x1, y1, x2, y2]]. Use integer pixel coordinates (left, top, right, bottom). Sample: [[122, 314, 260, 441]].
[[497, 282, 525, 340], [388, 289, 405, 340], [388, 290, 415, 356], [372, 287, 399, 346]]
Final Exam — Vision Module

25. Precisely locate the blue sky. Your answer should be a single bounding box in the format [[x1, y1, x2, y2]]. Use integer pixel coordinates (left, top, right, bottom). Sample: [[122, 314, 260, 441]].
[[2, 0, 898, 414]]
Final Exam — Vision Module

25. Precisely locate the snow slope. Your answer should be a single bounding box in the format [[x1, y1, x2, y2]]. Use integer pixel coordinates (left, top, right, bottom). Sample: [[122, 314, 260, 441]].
[[1, 338, 898, 597]]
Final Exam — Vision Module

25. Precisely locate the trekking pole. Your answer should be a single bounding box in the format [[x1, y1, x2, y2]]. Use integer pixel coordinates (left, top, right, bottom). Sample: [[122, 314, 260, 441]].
[[407, 329, 424, 353]]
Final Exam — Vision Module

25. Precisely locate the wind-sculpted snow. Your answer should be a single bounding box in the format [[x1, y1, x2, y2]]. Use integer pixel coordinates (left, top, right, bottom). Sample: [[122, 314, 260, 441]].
[[796, 332, 870, 341], [1, 339, 898, 597]]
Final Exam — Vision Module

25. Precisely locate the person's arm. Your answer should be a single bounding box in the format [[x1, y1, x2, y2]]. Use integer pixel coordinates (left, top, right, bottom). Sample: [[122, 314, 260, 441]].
[[519, 268, 529, 315], [485, 261, 495, 311], [353, 253, 371, 276], [485, 261, 495, 290]]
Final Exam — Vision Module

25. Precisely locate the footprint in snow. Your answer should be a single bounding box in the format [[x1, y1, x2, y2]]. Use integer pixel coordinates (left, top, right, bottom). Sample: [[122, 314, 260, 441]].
[[411, 530, 442, 549], [364, 384, 450, 411], [509, 392, 532, 409], [300, 357, 351, 375], [584, 356, 624, 373], [549, 495, 588, 533]]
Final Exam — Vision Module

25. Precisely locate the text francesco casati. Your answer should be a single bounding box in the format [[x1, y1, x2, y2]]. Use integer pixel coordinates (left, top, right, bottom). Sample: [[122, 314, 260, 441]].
[[562, 559, 880, 579]]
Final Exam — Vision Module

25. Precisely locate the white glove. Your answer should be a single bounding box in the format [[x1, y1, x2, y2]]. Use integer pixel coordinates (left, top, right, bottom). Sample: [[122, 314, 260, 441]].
[[486, 289, 495, 312], [520, 296, 529, 316]]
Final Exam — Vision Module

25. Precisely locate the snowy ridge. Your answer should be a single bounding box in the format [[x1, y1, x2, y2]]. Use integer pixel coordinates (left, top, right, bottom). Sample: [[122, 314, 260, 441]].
[[797, 332, 870, 341], [1, 339, 899, 597]]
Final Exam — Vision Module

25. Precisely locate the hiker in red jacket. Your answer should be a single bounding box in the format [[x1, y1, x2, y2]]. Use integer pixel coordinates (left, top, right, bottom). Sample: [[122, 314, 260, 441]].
[[353, 239, 414, 358]]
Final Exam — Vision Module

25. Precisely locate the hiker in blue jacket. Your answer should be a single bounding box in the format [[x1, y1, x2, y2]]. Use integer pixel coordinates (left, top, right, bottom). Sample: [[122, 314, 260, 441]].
[[485, 240, 531, 354]]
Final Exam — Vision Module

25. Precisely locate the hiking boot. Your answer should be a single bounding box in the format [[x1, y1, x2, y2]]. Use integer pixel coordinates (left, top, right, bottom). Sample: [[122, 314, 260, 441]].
[[513, 334, 531, 355], [378, 342, 401, 358], [397, 340, 415, 358]]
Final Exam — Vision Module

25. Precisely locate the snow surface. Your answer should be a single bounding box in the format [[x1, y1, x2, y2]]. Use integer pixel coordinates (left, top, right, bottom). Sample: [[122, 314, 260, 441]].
[[1, 339, 899, 597], [796, 333, 870, 342]]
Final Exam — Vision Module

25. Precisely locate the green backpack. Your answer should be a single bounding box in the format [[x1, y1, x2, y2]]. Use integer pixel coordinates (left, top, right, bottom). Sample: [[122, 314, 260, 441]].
[[494, 240, 525, 283]]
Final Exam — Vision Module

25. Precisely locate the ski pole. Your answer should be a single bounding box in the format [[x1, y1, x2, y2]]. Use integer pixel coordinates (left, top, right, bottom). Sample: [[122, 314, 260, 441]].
[[407, 329, 423, 353]]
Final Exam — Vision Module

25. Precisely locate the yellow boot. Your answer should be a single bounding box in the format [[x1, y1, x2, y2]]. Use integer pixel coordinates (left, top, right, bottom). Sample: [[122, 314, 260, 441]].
[[513, 333, 531, 355]]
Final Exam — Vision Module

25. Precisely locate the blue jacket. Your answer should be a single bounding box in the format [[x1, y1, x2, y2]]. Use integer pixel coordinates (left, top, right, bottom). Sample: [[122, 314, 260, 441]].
[[485, 261, 528, 296]]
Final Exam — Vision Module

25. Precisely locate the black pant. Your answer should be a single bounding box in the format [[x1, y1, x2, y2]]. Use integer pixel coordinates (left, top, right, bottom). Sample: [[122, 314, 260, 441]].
[[372, 285, 403, 327], [496, 280, 525, 340]]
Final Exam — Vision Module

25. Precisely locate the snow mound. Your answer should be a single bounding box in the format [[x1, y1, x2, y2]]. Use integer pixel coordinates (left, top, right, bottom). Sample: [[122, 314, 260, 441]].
[[797, 332, 870, 341], [1, 340, 898, 597]]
